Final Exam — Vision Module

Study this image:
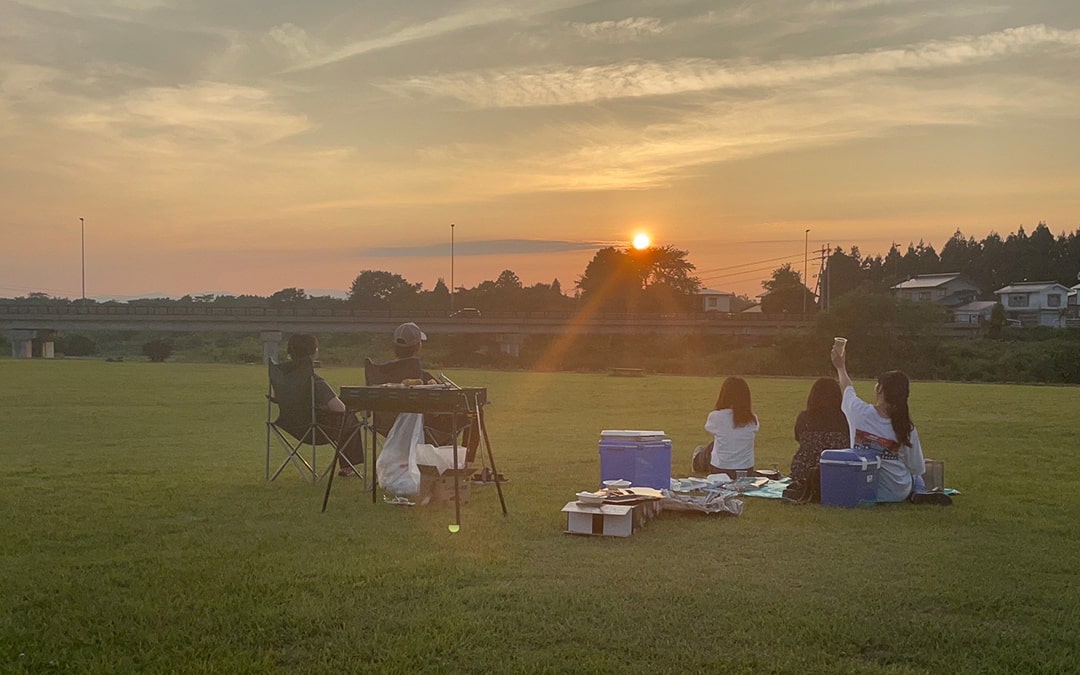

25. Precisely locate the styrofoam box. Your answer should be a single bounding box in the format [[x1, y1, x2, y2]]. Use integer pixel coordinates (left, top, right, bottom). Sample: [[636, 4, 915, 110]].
[[563, 500, 661, 537]]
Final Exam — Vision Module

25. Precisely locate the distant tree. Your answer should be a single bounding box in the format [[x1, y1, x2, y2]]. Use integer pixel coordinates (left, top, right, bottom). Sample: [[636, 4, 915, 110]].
[[988, 302, 1006, 338], [268, 287, 307, 305], [822, 247, 864, 306], [193, 293, 215, 303], [577, 245, 700, 312], [576, 247, 642, 311], [347, 271, 421, 310], [142, 338, 174, 362], [57, 334, 97, 357], [761, 264, 816, 314]]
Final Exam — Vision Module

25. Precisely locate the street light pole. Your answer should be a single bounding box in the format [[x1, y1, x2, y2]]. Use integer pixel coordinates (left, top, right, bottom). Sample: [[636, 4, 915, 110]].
[[80, 217, 85, 301], [450, 223, 455, 313], [803, 228, 809, 314]]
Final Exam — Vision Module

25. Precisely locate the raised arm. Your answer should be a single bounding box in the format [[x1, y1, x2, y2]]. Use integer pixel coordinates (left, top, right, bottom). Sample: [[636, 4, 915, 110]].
[[831, 347, 853, 391]]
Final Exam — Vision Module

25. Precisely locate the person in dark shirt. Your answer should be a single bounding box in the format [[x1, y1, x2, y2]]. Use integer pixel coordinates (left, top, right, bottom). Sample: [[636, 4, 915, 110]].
[[789, 377, 850, 484], [284, 334, 364, 476]]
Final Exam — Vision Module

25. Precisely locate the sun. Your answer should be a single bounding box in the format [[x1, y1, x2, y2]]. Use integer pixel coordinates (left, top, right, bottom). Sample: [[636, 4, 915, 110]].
[[632, 232, 651, 250]]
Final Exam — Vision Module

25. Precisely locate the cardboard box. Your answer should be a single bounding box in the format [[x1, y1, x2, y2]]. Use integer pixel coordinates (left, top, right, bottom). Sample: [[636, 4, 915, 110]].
[[417, 466, 471, 507], [562, 498, 661, 537]]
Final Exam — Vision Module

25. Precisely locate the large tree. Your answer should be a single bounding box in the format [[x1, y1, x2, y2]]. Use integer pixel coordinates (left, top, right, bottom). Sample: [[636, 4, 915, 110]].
[[761, 264, 816, 314], [347, 270, 421, 310], [576, 245, 700, 312], [268, 287, 307, 305]]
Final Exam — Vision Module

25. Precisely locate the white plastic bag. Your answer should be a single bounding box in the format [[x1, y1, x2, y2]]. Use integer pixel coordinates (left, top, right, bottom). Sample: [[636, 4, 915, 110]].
[[376, 413, 423, 497], [414, 444, 468, 475]]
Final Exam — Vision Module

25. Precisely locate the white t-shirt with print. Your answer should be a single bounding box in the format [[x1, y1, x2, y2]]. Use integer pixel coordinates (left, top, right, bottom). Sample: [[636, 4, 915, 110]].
[[841, 386, 925, 502], [705, 409, 759, 470]]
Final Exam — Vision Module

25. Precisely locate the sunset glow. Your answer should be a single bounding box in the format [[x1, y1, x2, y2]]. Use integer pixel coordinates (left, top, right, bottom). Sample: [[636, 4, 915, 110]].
[[1, 3, 1078, 300], [632, 233, 651, 250]]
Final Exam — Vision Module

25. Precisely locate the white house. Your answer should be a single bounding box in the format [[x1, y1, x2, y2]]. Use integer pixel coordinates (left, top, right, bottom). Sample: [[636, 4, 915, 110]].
[[994, 281, 1072, 327], [953, 300, 997, 325], [891, 273, 981, 306], [697, 288, 736, 313]]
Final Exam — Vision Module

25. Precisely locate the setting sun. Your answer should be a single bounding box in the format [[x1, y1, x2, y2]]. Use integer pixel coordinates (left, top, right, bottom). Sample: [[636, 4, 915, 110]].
[[632, 233, 651, 250]]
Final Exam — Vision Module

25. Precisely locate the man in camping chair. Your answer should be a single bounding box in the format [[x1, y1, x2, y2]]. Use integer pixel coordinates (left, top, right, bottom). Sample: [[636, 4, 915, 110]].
[[389, 322, 480, 461], [280, 334, 365, 476]]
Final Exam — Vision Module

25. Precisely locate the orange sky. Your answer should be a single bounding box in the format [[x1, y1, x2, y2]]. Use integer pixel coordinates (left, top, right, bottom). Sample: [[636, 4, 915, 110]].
[[2, 1, 1079, 299]]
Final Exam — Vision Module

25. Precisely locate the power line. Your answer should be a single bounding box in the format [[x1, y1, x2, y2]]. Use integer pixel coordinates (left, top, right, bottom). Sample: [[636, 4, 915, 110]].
[[698, 253, 824, 283], [695, 251, 808, 275], [0, 282, 77, 296]]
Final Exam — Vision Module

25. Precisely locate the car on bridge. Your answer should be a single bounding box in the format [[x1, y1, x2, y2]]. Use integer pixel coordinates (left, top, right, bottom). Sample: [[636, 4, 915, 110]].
[[449, 308, 482, 318]]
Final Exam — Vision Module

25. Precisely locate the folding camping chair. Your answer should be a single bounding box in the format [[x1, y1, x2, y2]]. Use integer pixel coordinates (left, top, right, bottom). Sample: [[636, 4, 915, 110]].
[[265, 358, 361, 482]]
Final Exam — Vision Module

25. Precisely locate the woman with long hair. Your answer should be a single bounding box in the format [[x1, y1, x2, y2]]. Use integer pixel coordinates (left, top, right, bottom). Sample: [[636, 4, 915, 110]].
[[831, 347, 942, 503], [788, 377, 850, 486], [704, 376, 759, 479]]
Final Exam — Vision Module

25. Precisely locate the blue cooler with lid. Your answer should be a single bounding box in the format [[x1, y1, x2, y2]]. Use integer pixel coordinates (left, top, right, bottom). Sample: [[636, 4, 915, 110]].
[[819, 449, 880, 508], [599, 430, 672, 489]]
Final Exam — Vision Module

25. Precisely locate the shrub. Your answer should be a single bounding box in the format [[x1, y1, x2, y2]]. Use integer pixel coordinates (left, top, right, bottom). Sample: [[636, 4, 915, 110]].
[[142, 338, 174, 362], [57, 334, 98, 357]]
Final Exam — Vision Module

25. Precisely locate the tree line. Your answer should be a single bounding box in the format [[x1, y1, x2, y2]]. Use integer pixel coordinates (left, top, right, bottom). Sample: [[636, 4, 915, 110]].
[[5, 222, 1077, 317]]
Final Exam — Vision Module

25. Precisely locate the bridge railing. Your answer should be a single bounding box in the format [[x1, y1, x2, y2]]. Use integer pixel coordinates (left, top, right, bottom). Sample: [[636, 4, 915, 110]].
[[0, 303, 819, 323]]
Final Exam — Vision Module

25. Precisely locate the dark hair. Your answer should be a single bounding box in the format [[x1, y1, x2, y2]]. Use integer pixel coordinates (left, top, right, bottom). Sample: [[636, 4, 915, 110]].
[[287, 333, 318, 361], [394, 343, 420, 359], [877, 370, 913, 447], [714, 376, 756, 428], [803, 377, 848, 434]]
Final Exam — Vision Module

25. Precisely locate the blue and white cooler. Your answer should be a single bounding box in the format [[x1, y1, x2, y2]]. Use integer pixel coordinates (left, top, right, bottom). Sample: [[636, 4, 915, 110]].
[[819, 449, 880, 508], [599, 430, 672, 490]]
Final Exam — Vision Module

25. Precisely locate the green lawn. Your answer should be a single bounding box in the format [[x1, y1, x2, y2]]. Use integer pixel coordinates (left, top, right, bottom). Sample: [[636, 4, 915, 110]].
[[1, 359, 1078, 674]]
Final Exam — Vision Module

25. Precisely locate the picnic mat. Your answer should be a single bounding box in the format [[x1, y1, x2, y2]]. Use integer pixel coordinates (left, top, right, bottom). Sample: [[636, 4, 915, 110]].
[[738, 478, 961, 500], [671, 477, 959, 500]]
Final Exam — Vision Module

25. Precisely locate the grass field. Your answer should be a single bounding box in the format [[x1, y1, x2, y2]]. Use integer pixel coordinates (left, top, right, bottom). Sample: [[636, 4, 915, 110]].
[[1, 359, 1078, 674]]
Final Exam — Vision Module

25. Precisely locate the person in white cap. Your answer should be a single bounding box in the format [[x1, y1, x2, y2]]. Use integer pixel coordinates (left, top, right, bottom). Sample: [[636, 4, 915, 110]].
[[392, 322, 432, 371], [389, 322, 480, 458]]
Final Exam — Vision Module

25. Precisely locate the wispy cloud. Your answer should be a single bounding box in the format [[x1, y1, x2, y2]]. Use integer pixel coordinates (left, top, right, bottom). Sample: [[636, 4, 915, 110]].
[[360, 238, 611, 258], [387, 24, 1080, 108], [57, 81, 310, 146], [284, 0, 589, 73], [565, 17, 669, 43]]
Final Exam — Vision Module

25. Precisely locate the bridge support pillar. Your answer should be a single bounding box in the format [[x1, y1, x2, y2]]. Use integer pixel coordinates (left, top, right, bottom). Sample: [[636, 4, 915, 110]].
[[9, 330, 35, 358], [261, 331, 282, 364], [496, 333, 524, 358]]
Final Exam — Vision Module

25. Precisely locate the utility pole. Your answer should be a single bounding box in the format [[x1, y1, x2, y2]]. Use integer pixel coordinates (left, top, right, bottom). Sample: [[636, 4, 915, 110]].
[[80, 217, 85, 301], [825, 244, 831, 311], [450, 223, 455, 313], [803, 229, 810, 315]]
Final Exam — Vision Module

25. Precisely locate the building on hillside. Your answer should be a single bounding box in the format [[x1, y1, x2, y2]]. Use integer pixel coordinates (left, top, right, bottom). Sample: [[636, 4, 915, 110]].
[[953, 300, 997, 325], [1065, 283, 1080, 325], [994, 281, 1072, 327], [891, 273, 981, 307], [697, 288, 736, 313]]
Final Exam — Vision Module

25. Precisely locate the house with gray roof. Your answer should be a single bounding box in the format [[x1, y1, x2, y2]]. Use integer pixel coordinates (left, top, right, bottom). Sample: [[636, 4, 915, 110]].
[[696, 288, 736, 313], [994, 281, 1072, 327], [891, 273, 981, 307]]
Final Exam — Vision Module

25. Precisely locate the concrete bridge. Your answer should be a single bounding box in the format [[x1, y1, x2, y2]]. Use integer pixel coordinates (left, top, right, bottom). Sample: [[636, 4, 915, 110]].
[[1, 303, 826, 360]]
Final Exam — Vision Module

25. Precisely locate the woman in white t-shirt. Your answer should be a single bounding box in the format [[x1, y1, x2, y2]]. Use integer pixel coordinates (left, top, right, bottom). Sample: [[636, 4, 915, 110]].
[[704, 376, 760, 479], [831, 348, 940, 503]]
